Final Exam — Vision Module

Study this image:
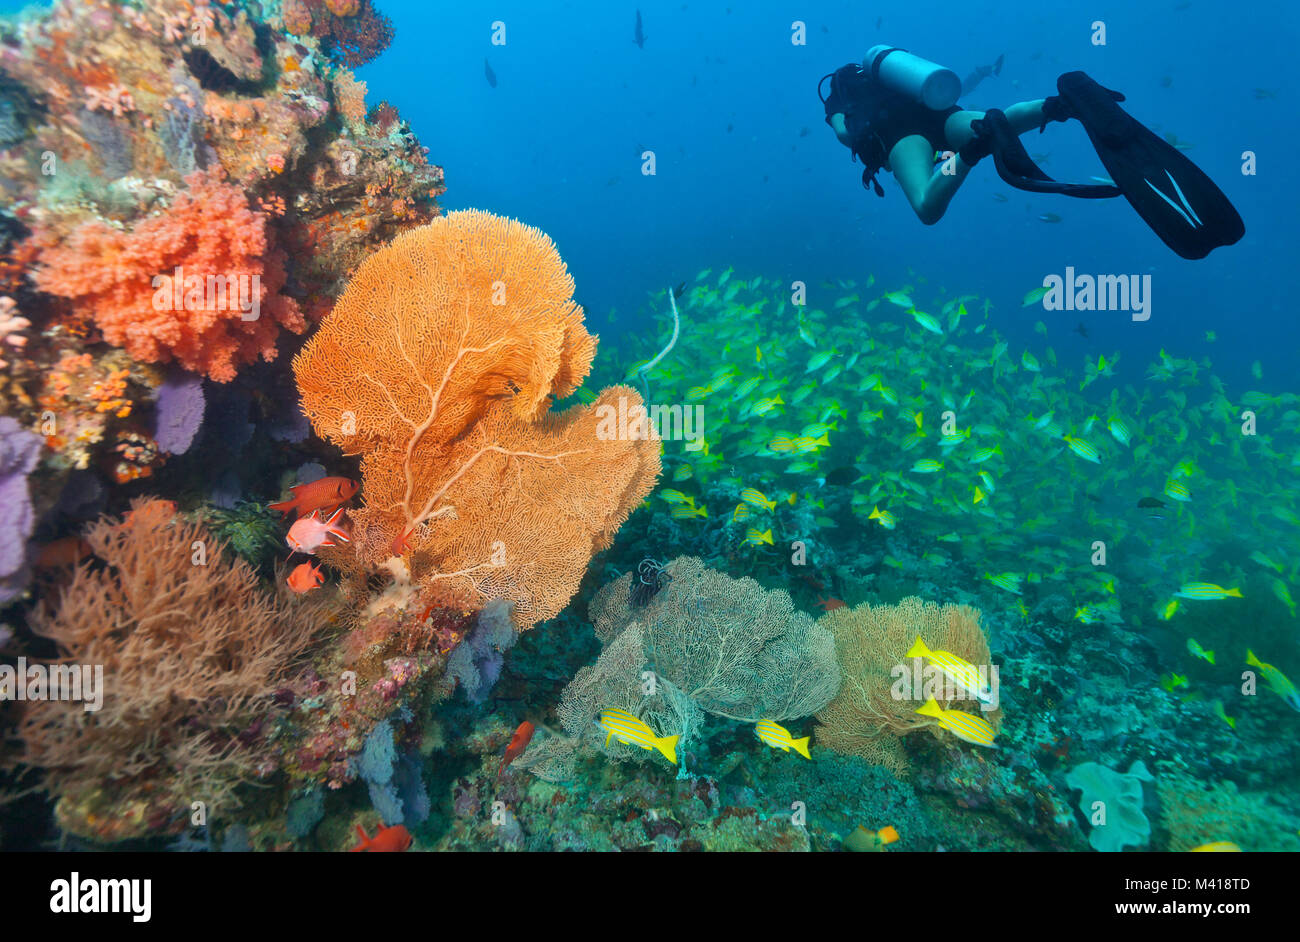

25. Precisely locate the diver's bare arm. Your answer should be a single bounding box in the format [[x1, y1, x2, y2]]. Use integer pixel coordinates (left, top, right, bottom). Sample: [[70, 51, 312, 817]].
[[830, 113, 852, 146]]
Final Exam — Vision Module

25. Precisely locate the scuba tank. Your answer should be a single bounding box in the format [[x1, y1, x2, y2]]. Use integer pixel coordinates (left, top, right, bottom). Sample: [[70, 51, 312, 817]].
[[863, 45, 961, 110]]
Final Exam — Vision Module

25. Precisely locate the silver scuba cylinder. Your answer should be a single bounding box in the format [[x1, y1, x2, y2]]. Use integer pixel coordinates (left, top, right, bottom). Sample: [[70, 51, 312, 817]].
[[863, 45, 962, 110]]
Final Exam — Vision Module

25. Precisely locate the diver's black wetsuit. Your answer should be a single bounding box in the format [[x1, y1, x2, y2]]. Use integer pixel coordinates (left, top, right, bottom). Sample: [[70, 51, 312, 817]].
[[820, 63, 959, 195]]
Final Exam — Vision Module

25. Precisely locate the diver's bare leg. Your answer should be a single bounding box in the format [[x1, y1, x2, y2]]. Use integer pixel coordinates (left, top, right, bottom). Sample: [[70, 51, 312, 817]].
[[943, 100, 1049, 150], [891, 135, 969, 225], [894, 101, 1051, 225]]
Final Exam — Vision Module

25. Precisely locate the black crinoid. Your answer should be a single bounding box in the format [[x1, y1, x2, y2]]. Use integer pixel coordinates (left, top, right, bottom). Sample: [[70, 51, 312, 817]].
[[629, 557, 671, 608]]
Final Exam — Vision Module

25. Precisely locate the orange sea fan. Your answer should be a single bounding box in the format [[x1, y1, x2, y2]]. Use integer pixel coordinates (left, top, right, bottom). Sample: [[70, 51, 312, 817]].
[[295, 210, 659, 628]]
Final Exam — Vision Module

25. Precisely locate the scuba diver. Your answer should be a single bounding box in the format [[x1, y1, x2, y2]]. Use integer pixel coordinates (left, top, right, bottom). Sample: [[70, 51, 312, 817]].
[[819, 46, 1244, 259]]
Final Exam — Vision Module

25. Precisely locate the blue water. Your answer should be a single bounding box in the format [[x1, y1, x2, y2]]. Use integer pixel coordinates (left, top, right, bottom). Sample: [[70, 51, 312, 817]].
[[359, 0, 1297, 391]]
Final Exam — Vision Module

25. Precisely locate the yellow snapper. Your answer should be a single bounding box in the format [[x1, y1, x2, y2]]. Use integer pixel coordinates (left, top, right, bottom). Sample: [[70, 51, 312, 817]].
[[1246, 650, 1300, 710], [1186, 638, 1215, 664], [597, 708, 679, 763], [755, 719, 812, 759], [868, 505, 896, 529], [905, 637, 994, 706], [740, 487, 777, 512], [985, 572, 1023, 595], [744, 527, 774, 546], [910, 309, 944, 334], [915, 699, 997, 747], [1175, 583, 1242, 600], [1062, 435, 1102, 463]]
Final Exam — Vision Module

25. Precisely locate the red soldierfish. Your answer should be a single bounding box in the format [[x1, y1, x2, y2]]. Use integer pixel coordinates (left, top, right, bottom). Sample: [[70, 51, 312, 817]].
[[286, 560, 325, 594], [268, 477, 359, 520], [499, 721, 536, 778], [286, 508, 350, 554], [350, 824, 413, 852]]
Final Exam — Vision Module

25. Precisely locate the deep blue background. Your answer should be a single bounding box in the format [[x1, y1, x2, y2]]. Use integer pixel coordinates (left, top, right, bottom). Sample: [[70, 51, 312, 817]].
[[2, 0, 1294, 390], [359, 0, 1296, 391]]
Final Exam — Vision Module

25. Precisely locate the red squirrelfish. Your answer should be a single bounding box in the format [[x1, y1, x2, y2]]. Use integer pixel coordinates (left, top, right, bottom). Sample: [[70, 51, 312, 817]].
[[350, 824, 412, 852], [499, 721, 536, 778], [269, 477, 359, 520], [286, 560, 325, 594], [286, 508, 350, 554], [34, 537, 94, 569]]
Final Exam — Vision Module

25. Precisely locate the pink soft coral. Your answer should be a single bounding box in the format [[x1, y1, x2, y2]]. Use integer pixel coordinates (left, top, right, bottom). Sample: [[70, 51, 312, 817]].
[[32, 169, 306, 382]]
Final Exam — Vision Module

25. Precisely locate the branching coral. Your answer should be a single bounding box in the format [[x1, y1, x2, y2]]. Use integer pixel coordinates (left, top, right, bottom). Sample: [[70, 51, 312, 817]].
[[295, 211, 660, 628], [31, 168, 305, 382], [14, 499, 331, 842], [815, 597, 998, 776]]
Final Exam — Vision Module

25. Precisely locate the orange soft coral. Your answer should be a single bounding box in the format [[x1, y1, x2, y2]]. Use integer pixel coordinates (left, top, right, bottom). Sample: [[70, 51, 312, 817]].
[[30, 169, 306, 382], [295, 210, 660, 628]]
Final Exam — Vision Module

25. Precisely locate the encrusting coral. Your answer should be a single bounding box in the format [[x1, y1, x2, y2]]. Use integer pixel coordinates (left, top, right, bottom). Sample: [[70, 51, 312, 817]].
[[815, 597, 998, 776], [13, 498, 331, 842], [295, 210, 661, 629]]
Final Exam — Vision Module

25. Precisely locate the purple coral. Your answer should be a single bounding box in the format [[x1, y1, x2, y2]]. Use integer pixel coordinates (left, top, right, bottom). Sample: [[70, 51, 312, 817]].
[[446, 600, 518, 704], [0, 416, 42, 603], [153, 372, 206, 454]]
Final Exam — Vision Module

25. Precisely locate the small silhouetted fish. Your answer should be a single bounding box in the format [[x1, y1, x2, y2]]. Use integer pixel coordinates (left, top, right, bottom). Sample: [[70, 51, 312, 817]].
[[799, 126, 809, 137], [762, 174, 769, 183], [876, 16, 883, 28], [992, 193, 1009, 203], [961, 54, 1005, 95], [726, 123, 733, 132], [634, 10, 646, 49], [673, 281, 686, 299], [1138, 497, 1166, 509], [1039, 212, 1062, 223], [824, 467, 858, 487], [605, 177, 620, 187], [1160, 75, 1173, 88], [821, 25, 828, 33], [484, 58, 497, 88], [1074, 322, 1089, 338]]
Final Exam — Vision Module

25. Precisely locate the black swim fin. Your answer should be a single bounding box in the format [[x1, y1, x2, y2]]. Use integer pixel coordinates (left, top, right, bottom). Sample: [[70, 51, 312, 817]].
[[1054, 71, 1245, 259], [976, 109, 1120, 199]]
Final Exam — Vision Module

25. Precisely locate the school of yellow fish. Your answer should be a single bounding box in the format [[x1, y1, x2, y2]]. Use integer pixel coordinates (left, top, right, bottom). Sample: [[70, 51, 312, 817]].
[[590, 267, 1298, 709]]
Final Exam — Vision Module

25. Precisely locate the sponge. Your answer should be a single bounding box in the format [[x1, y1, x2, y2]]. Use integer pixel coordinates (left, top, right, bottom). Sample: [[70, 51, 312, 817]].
[[1065, 759, 1154, 852]]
